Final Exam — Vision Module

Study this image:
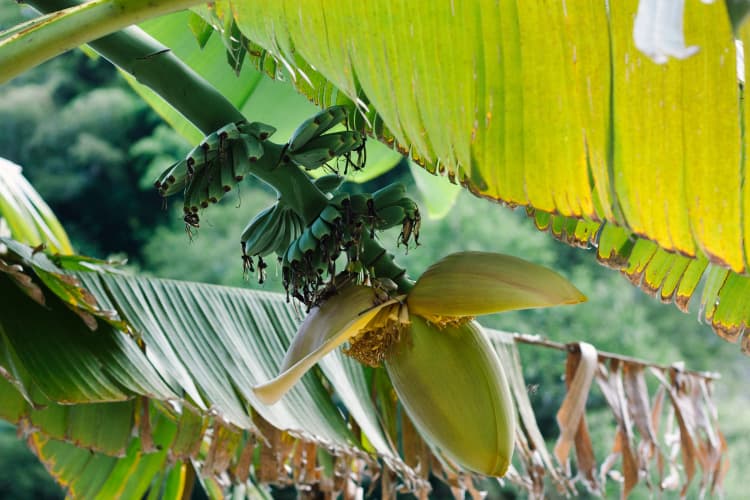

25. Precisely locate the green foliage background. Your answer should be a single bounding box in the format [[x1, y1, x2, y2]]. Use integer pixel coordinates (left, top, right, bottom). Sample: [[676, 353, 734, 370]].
[[1, 3, 748, 498]]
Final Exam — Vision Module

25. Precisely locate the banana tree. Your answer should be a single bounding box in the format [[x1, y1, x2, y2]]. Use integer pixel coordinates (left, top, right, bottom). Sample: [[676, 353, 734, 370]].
[[0, 0, 744, 497]]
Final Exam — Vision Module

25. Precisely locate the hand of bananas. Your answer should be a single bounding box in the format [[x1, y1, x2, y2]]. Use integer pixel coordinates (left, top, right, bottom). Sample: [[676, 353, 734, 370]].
[[153, 120, 274, 230], [154, 106, 366, 235], [281, 106, 366, 173], [278, 183, 420, 307]]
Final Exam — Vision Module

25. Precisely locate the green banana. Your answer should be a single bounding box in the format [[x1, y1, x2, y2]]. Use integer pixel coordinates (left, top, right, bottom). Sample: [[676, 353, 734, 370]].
[[230, 139, 251, 182], [200, 131, 221, 154], [154, 160, 188, 194], [220, 150, 236, 193], [374, 205, 406, 230], [310, 217, 334, 241], [285, 237, 304, 269], [348, 193, 372, 215], [289, 131, 364, 169], [372, 183, 407, 208], [273, 210, 295, 258], [297, 227, 319, 255], [313, 174, 344, 194], [288, 106, 348, 153], [207, 166, 225, 204], [256, 208, 286, 257], [184, 170, 210, 212], [185, 142, 206, 171], [240, 204, 278, 255], [319, 205, 343, 225], [395, 197, 419, 219], [243, 204, 286, 257], [216, 122, 242, 141], [288, 149, 336, 170], [240, 121, 276, 141], [329, 192, 350, 209], [243, 134, 264, 163]]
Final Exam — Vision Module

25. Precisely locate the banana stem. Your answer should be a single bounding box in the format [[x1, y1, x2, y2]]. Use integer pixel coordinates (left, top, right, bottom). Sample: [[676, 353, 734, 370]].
[[23, 0, 412, 292]]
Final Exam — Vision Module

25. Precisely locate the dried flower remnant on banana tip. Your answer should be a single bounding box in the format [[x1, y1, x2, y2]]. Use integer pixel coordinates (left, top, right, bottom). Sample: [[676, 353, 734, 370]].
[[252, 251, 586, 477]]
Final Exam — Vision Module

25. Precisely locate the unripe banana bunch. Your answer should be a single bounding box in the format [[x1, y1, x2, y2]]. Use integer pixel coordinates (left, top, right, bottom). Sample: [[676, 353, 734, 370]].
[[280, 203, 343, 306], [282, 106, 366, 173], [253, 252, 589, 477], [279, 183, 422, 308], [240, 201, 303, 284], [153, 120, 276, 230]]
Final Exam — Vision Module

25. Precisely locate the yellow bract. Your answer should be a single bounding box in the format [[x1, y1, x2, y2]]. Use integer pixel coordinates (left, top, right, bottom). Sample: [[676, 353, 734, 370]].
[[253, 285, 393, 405]]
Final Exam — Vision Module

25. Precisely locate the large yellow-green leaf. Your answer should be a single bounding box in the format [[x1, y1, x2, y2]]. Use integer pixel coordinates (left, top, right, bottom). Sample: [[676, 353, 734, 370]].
[[227, 0, 750, 349]]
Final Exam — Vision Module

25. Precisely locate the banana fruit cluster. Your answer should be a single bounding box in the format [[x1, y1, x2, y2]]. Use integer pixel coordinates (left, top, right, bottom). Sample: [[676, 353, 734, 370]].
[[281, 106, 366, 173], [153, 121, 275, 230], [279, 183, 420, 307], [240, 202, 304, 284]]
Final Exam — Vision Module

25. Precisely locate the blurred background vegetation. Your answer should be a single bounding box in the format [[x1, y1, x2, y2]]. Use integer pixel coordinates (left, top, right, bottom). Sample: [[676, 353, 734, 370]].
[[1, 3, 748, 498]]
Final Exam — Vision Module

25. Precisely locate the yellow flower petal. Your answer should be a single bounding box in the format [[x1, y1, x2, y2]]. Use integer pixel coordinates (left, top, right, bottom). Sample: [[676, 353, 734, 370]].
[[253, 285, 392, 405]]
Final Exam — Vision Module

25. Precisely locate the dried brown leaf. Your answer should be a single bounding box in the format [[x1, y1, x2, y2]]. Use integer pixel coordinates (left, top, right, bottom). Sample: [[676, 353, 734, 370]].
[[138, 397, 155, 453], [493, 335, 570, 495], [234, 436, 256, 483], [554, 343, 598, 467], [0, 258, 45, 306]]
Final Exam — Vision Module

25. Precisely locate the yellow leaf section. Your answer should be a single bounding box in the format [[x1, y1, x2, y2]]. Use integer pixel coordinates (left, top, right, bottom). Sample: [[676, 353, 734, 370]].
[[346, 3, 409, 151], [517, 2, 595, 217], [231, 1, 749, 307], [482, 0, 526, 203], [376, 2, 435, 162], [710, 274, 750, 344], [610, 0, 694, 257], [571, 0, 614, 221], [681, 1, 743, 273], [280, 1, 358, 100], [406, 2, 463, 177], [674, 255, 708, 312], [741, 22, 750, 271]]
